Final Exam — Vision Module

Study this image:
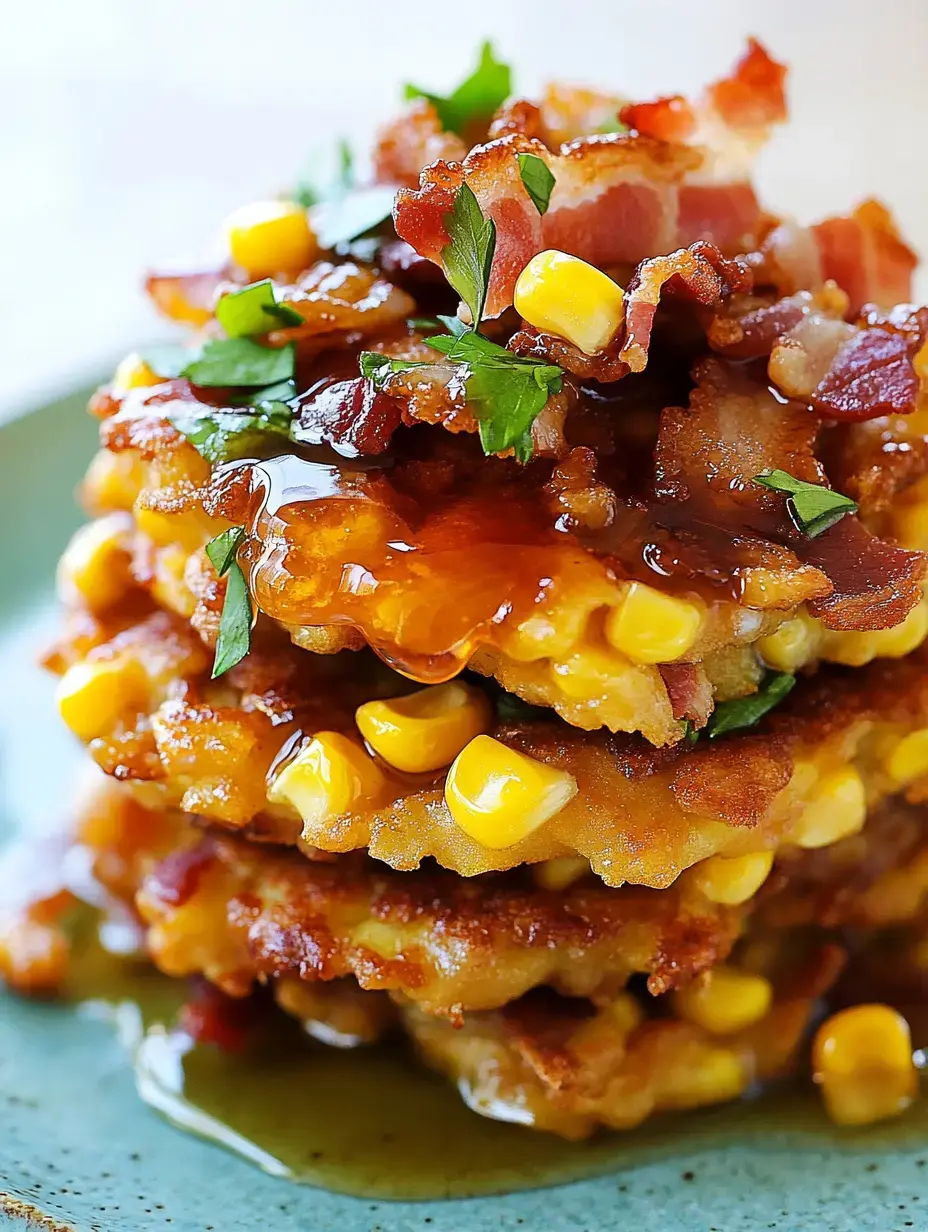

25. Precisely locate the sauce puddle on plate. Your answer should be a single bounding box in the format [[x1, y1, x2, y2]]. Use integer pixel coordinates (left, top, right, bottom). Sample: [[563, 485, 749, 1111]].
[[65, 932, 928, 1201]]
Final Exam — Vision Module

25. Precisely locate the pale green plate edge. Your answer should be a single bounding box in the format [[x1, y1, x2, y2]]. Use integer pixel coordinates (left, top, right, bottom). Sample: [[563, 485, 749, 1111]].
[[1, 391, 926, 1232]]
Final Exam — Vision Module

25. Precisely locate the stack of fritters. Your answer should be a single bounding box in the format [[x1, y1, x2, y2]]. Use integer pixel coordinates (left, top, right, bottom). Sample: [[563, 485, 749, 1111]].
[[5, 40, 928, 1137]]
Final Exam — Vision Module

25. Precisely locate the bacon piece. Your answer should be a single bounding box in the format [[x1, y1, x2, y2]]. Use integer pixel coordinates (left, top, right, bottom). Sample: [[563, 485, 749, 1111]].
[[812, 200, 916, 312], [146, 265, 228, 326], [770, 303, 928, 422], [804, 516, 925, 631], [145, 840, 216, 908], [651, 357, 925, 628], [267, 262, 415, 341], [291, 377, 403, 457], [511, 241, 752, 381], [372, 99, 467, 189], [658, 664, 713, 728]]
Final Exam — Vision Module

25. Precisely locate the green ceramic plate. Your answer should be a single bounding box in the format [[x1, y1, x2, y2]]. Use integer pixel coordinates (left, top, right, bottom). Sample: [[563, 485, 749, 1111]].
[[2, 390, 928, 1232]]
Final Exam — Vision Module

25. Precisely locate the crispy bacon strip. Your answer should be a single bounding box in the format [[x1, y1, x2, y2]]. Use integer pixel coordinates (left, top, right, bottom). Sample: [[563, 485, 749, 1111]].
[[510, 241, 752, 380], [813, 200, 917, 312], [395, 42, 785, 318], [651, 358, 925, 628]]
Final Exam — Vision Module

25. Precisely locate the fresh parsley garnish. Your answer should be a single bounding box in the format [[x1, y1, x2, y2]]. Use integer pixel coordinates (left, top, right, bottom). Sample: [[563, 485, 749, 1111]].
[[136, 343, 191, 379], [427, 331, 561, 460], [706, 672, 796, 740], [182, 337, 295, 388], [205, 527, 253, 678], [215, 280, 304, 337], [442, 182, 496, 327], [313, 187, 397, 252], [229, 378, 297, 406], [360, 331, 561, 462], [681, 719, 700, 745], [517, 154, 555, 215], [752, 470, 858, 538], [404, 41, 511, 136], [167, 403, 292, 464], [406, 316, 441, 331]]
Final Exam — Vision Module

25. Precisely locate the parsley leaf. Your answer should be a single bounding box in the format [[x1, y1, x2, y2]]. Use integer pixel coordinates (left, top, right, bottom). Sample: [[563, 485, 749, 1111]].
[[706, 672, 796, 740], [517, 154, 555, 215], [404, 41, 511, 136], [216, 280, 304, 337], [442, 182, 496, 326], [753, 469, 858, 538], [167, 403, 292, 463], [137, 343, 191, 379], [361, 330, 562, 462], [182, 337, 295, 388], [205, 527, 253, 678], [313, 186, 397, 252], [429, 331, 562, 460], [229, 379, 297, 406]]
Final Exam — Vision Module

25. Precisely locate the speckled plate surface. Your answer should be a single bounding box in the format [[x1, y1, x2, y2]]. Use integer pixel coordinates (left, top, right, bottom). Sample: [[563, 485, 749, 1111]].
[[2, 391, 927, 1232]]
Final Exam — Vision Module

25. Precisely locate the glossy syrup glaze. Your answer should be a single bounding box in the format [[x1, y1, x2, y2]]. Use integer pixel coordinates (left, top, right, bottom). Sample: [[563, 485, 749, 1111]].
[[65, 929, 928, 1201]]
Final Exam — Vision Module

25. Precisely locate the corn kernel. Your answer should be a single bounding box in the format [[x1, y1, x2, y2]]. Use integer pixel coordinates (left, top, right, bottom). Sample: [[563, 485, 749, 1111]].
[[112, 352, 162, 393], [571, 992, 643, 1057], [513, 250, 625, 355], [894, 502, 928, 551], [56, 657, 148, 743], [872, 601, 928, 658], [692, 850, 775, 906], [886, 727, 928, 786], [81, 450, 145, 514], [791, 766, 866, 849], [663, 1046, 747, 1109], [757, 612, 819, 673], [355, 681, 491, 774], [267, 731, 387, 827], [444, 734, 578, 849], [813, 1004, 917, 1126], [56, 514, 132, 613], [605, 583, 702, 664], [674, 966, 773, 1035], [225, 200, 317, 278], [531, 856, 590, 891]]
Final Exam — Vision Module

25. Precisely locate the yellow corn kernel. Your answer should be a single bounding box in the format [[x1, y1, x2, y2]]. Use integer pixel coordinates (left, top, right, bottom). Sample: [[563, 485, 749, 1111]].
[[112, 352, 162, 393], [813, 1004, 917, 1126], [872, 601, 928, 658], [267, 731, 386, 826], [571, 993, 643, 1058], [56, 515, 132, 613], [513, 250, 625, 355], [692, 850, 775, 906], [355, 681, 491, 774], [886, 727, 928, 786], [791, 766, 866, 849], [674, 967, 773, 1036], [444, 734, 578, 849], [225, 200, 317, 278], [757, 612, 819, 673], [663, 1046, 747, 1109], [894, 501, 928, 551], [605, 583, 702, 665], [81, 450, 146, 514], [531, 856, 590, 891], [56, 657, 148, 743]]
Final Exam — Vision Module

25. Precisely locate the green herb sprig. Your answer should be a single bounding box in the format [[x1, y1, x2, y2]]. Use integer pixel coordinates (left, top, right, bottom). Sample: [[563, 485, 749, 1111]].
[[205, 527, 253, 677], [753, 470, 858, 538], [517, 154, 555, 215], [706, 672, 796, 740], [405, 42, 511, 136]]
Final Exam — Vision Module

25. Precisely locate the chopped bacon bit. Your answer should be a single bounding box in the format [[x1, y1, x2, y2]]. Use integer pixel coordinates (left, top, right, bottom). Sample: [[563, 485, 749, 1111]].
[[511, 242, 751, 381], [659, 663, 713, 727], [488, 98, 547, 142], [146, 266, 229, 326], [804, 516, 926, 631], [813, 200, 917, 312], [145, 840, 216, 907], [810, 305, 928, 422], [704, 38, 788, 132], [180, 976, 262, 1052], [621, 96, 696, 144], [292, 376, 404, 457], [372, 99, 467, 189]]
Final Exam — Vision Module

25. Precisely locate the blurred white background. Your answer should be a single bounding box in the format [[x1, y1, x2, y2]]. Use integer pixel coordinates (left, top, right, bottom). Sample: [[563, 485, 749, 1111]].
[[2, 0, 926, 416]]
